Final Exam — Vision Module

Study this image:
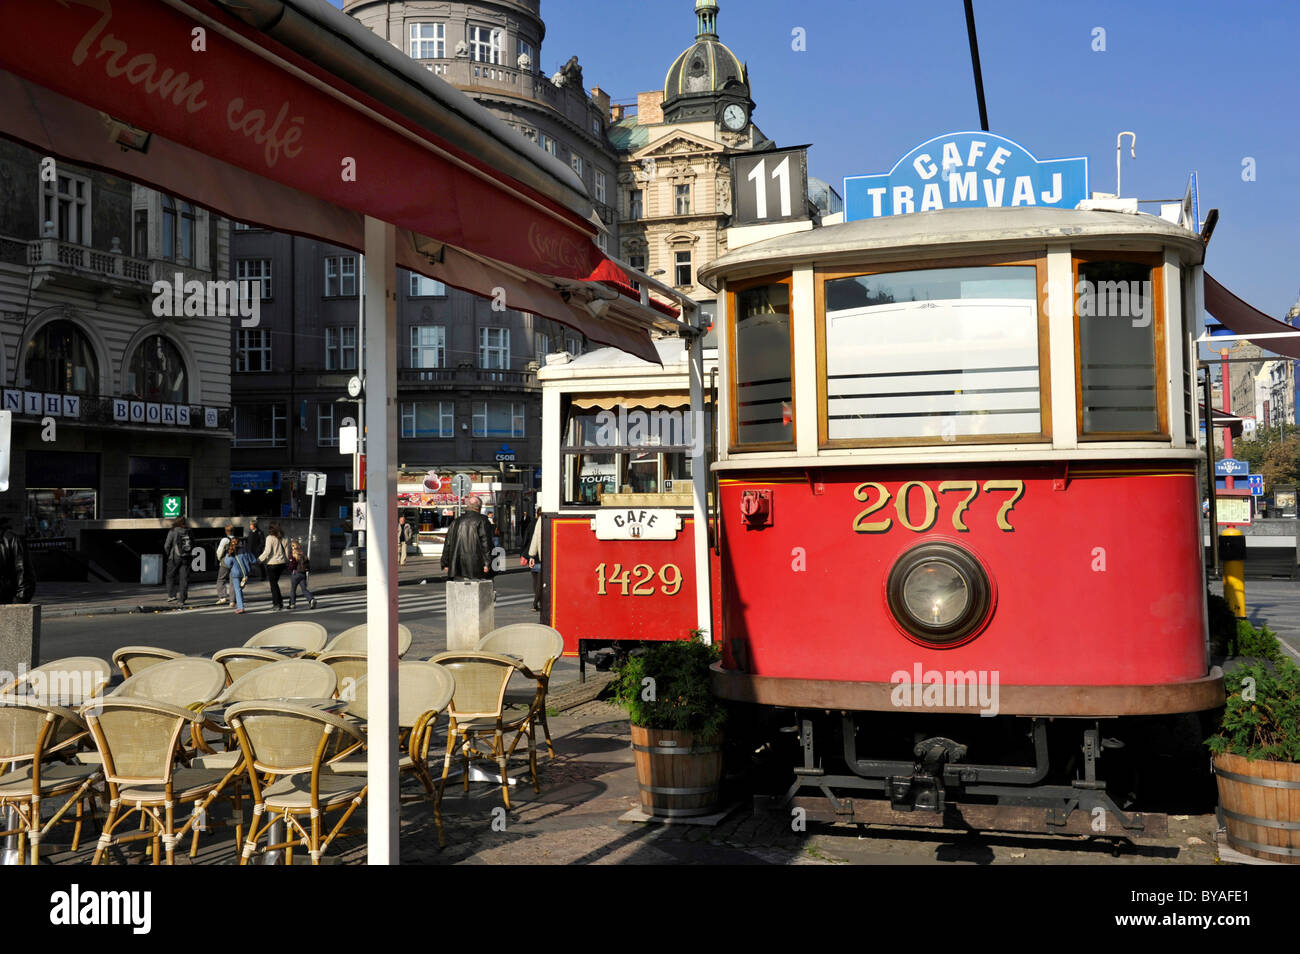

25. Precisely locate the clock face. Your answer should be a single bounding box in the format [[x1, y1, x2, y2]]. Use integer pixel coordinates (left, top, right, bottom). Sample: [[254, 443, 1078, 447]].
[[723, 104, 747, 131], [347, 376, 362, 398]]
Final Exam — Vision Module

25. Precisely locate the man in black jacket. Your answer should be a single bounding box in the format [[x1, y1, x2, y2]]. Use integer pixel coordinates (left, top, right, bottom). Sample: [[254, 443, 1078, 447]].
[[440, 495, 493, 580], [245, 518, 266, 581], [0, 524, 36, 604]]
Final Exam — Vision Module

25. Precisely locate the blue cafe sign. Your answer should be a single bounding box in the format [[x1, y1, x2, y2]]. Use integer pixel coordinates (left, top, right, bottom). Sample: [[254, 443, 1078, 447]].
[[1214, 458, 1249, 477], [844, 132, 1089, 222]]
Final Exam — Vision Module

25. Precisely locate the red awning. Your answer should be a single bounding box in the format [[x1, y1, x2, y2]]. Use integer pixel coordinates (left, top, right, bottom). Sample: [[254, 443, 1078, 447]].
[[0, 0, 685, 361], [1204, 272, 1300, 360]]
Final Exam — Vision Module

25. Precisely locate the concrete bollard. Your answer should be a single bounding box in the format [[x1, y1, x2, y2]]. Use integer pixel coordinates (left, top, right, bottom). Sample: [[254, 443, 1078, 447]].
[[0, 604, 40, 680], [446, 580, 495, 651]]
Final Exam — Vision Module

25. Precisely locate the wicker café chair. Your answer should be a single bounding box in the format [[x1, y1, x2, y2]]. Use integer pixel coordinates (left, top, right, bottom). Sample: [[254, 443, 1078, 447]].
[[0, 697, 103, 864], [85, 697, 228, 865], [197, 659, 339, 767], [477, 624, 565, 759], [323, 623, 414, 658], [0, 656, 111, 706], [334, 662, 456, 845], [228, 700, 368, 865], [112, 646, 183, 680], [110, 658, 227, 710], [214, 647, 286, 685], [318, 652, 367, 697], [430, 651, 539, 811], [243, 621, 329, 655]]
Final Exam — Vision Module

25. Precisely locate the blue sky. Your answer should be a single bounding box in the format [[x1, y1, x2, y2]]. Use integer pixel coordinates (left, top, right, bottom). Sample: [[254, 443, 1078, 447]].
[[335, 0, 1300, 318]]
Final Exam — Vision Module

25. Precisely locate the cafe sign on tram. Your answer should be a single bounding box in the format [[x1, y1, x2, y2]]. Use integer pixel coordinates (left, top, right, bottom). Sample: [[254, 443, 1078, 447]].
[[844, 132, 1089, 222]]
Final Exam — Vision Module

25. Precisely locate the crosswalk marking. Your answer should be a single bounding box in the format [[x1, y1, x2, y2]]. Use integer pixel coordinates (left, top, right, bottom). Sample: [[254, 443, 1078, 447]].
[[175, 588, 535, 618]]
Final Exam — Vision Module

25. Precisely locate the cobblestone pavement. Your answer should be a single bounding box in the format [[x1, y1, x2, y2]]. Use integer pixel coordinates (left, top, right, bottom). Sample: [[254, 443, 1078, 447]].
[[34, 698, 1221, 867]]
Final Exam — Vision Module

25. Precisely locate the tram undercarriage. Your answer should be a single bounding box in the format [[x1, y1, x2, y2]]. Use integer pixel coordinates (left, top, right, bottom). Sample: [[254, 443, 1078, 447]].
[[748, 709, 1220, 840]]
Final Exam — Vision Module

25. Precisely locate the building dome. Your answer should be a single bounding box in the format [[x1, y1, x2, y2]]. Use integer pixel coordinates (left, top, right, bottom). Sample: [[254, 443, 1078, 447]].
[[663, 1, 747, 102]]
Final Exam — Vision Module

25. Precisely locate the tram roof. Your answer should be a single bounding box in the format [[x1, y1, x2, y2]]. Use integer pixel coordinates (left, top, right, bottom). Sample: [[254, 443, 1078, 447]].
[[698, 207, 1205, 290]]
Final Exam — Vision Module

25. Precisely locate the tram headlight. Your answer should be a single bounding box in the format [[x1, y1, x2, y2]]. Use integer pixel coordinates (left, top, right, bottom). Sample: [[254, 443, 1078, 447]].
[[886, 543, 992, 645]]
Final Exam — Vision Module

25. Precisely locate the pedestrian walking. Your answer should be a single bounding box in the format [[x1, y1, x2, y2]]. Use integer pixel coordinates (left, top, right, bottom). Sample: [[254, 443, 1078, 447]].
[[288, 541, 318, 610], [441, 495, 493, 580], [398, 515, 415, 566], [258, 522, 289, 610], [163, 517, 193, 606], [0, 520, 36, 605], [224, 537, 252, 614], [214, 524, 236, 605], [246, 518, 266, 581], [523, 505, 543, 610]]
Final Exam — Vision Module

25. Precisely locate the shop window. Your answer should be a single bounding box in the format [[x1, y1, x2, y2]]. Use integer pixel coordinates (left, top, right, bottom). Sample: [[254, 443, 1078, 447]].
[[24, 451, 99, 537], [127, 456, 188, 519], [24, 320, 98, 396]]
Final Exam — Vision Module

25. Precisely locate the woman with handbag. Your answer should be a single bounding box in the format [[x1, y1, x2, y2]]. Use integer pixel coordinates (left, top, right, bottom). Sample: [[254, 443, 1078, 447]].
[[258, 522, 290, 611], [224, 538, 252, 614]]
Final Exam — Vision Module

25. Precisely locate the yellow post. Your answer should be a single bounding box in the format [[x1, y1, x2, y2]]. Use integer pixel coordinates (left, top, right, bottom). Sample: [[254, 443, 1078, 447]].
[[1219, 526, 1247, 619]]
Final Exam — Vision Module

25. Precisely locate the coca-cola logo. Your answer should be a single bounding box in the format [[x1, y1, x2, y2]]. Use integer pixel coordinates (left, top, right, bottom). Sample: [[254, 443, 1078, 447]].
[[528, 222, 590, 273]]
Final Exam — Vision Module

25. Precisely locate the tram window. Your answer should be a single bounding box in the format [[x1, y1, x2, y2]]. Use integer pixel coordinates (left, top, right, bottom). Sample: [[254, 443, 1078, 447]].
[[821, 265, 1042, 442], [731, 281, 794, 447], [1076, 260, 1161, 436]]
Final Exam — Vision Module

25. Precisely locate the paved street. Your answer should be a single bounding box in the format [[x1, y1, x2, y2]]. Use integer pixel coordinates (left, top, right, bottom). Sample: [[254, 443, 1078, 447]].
[[37, 569, 578, 683]]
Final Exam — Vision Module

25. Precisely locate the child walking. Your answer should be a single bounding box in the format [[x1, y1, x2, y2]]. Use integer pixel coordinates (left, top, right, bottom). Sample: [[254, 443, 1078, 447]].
[[288, 541, 318, 610]]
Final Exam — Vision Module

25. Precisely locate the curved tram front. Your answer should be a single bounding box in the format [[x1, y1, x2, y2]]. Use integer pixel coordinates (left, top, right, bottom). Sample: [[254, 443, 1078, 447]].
[[699, 206, 1223, 838]]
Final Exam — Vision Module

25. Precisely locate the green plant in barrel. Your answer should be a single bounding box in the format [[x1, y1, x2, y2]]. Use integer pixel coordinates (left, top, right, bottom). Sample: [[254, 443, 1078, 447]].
[[613, 636, 727, 818], [1206, 621, 1300, 863]]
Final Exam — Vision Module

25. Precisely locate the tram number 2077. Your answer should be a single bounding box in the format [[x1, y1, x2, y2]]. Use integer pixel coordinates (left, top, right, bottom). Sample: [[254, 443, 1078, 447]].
[[595, 563, 684, 597], [853, 479, 1026, 534]]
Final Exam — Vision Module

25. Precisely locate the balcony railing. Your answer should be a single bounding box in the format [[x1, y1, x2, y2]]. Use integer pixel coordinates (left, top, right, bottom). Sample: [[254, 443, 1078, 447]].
[[398, 367, 537, 388], [16, 237, 214, 287]]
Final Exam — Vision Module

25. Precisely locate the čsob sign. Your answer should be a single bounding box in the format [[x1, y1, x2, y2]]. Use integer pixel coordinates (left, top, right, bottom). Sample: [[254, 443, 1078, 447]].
[[844, 132, 1089, 221]]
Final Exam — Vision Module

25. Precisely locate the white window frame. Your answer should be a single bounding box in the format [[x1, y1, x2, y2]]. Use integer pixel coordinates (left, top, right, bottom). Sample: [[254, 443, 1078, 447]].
[[400, 401, 455, 439], [472, 401, 527, 439], [410, 325, 446, 372], [479, 327, 510, 374], [535, 332, 551, 360], [42, 171, 91, 245], [470, 25, 503, 64], [517, 38, 533, 65], [317, 403, 337, 447], [325, 326, 357, 371], [409, 273, 446, 297], [409, 22, 445, 59], [538, 133, 556, 156], [629, 189, 644, 219], [237, 258, 272, 300], [675, 250, 692, 287], [236, 328, 272, 373], [232, 403, 286, 448], [324, 255, 357, 297], [595, 170, 607, 204], [676, 183, 691, 216], [571, 153, 583, 177]]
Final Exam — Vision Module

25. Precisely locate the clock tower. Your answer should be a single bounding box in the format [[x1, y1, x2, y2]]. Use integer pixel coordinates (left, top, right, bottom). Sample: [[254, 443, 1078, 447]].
[[661, 0, 755, 134]]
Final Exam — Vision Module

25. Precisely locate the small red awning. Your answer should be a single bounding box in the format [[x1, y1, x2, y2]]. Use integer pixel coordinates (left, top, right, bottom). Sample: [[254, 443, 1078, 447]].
[[1205, 272, 1300, 360], [1199, 404, 1244, 439]]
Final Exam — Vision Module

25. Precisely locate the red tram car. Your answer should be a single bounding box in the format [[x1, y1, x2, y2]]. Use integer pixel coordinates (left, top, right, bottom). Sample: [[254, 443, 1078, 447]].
[[696, 204, 1224, 836]]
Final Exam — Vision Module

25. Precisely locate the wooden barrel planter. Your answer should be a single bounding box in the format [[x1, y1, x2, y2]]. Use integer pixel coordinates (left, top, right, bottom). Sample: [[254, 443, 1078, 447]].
[[1214, 752, 1300, 863], [630, 725, 722, 818]]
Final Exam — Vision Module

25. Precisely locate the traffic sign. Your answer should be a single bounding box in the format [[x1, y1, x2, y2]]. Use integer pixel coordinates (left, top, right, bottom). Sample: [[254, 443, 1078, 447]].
[[1214, 458, 1249, 477], [451, 472, 473, 499], [304, 472, 327, 496], [162, 495, 183, 518], [1248, 474, 1264, 497]]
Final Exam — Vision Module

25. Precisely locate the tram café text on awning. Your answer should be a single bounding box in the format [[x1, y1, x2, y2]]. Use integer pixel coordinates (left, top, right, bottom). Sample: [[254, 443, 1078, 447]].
[[844, 132, 1089, 221]]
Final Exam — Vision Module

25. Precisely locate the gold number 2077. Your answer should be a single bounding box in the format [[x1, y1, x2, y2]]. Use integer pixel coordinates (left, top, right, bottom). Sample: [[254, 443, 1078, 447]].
[[852, 480, 1024, 533]]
